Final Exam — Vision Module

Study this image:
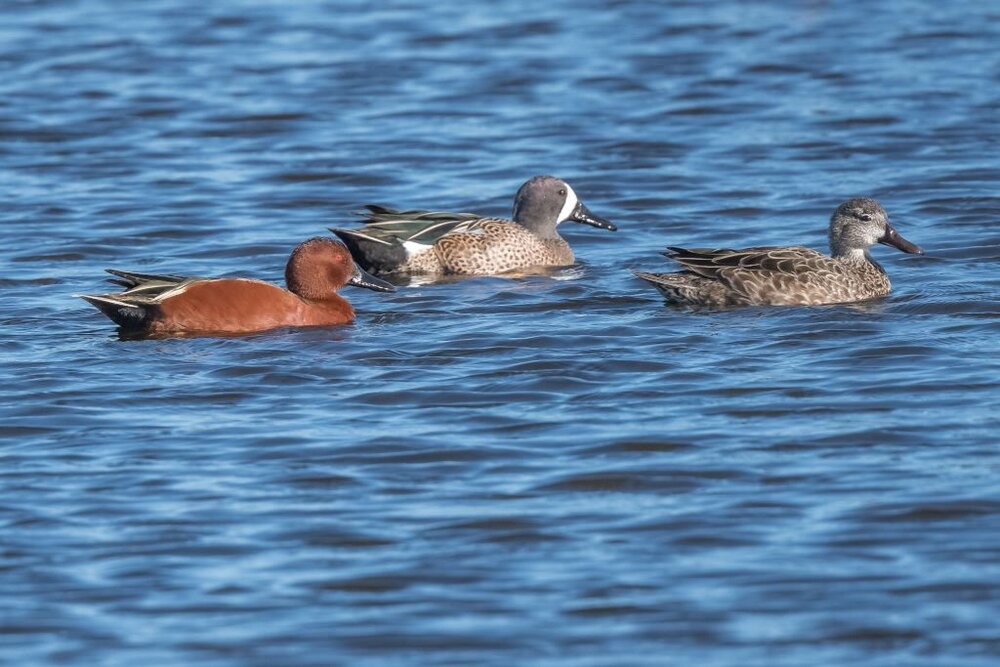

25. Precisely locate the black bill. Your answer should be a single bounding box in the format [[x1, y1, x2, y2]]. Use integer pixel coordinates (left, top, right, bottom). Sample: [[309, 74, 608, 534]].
[[349, 263, 396, 292], [569, 201, 617, 231], [878, 223, 923, 255]]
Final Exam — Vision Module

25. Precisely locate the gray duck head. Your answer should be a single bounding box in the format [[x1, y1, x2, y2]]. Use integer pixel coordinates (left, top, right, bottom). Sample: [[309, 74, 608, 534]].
[[828, 198, 922, 259], [511, 176, 616, 238]]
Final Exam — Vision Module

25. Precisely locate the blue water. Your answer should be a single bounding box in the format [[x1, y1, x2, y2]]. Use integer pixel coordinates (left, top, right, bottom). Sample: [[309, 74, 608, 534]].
[[2, 1, 999, 665]]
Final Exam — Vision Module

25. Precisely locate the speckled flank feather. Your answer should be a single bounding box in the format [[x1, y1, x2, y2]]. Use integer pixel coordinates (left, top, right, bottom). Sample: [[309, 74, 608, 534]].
[[330, 176, 615, 276], [352, 217, 573, 274], [636, 246, 891, 306], [430, 219, 573, 274], [636, 198, 921, 307]]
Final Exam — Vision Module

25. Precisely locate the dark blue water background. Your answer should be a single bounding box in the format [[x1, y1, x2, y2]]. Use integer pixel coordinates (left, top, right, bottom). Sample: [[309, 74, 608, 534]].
[[2, 1, 999, 665]]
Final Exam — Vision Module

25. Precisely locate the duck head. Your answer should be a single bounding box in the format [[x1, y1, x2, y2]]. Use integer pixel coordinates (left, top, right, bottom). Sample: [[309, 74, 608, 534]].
[[512, 175, 616, 238], [829, 198, 922, 259], [286, 237, 395, 299]]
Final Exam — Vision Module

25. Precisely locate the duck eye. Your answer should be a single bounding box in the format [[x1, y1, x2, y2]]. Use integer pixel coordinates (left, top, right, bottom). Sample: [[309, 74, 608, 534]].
[[558, 189, 567, 196]]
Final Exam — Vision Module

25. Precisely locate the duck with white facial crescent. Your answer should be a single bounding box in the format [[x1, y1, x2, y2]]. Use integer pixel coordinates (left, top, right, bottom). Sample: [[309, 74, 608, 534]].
[[331, 175, 616, 276]]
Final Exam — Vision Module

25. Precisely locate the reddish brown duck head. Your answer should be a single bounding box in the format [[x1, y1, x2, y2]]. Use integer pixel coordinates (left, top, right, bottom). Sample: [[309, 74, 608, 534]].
[[285, 237, 394, 299]]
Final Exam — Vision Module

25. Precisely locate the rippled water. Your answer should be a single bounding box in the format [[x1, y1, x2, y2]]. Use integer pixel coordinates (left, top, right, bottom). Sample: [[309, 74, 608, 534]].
[[2, 1, 999, 665]]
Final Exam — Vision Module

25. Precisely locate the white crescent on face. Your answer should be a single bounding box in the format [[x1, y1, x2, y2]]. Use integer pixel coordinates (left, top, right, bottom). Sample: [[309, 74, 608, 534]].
[[556, 184, 578, 224]]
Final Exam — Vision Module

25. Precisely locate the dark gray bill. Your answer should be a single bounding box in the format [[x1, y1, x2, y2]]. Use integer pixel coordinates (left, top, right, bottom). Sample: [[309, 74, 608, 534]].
[[349, 264, 396, 292], [878, 223, 923, 255], [569, 201, 617, 231]]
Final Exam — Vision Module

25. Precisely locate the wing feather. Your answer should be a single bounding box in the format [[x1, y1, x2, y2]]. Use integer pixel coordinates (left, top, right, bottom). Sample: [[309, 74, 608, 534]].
[[666, 245, 837, 299]]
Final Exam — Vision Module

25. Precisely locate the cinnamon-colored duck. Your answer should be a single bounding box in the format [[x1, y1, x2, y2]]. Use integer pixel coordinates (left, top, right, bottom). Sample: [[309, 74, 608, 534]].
[[80, 237, 394, 336]]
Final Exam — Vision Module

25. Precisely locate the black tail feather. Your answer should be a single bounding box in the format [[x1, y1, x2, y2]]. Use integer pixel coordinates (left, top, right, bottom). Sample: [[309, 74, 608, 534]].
[[79, 294, 148, 329], [330, 229, 407, 275]]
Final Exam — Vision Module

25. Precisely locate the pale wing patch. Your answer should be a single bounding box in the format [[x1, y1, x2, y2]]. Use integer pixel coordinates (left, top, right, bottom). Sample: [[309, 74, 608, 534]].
[[152, 278, 264, 303], [402, 240, 434, 258], [76, 294, 134, 308], [463, 220, 493, 236], [406, 219, 470, 243], [335, 228, 395, 246], [151, 283, 192, 302]]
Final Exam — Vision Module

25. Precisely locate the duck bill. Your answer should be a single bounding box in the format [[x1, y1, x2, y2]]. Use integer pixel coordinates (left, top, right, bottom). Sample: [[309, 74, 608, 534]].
[[569, 201, 617, 231], [878, 223, 923, 255], [349, 264, 396, 292]]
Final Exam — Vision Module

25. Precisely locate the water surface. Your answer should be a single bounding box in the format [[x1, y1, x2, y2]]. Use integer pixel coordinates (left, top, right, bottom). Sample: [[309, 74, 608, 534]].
[[1, 1, 999, 665]]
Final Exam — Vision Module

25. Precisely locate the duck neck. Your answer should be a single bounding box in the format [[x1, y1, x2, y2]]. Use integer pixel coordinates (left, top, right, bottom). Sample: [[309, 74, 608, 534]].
[[835, 247, 886, 274], [310, 291, 350, 307], [834, 247, 871, 263], [308, 292, 354, 317], [514, 214, 560, 240], [535, 226, 563, 240]]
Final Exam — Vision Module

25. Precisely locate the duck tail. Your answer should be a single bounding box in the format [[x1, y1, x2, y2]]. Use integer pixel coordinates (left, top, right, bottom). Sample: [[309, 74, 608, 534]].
[[633, 271, 694, 302], [329, 228, 407, 275], [78, 294, 148, 329], [634, 271, 683, 288]]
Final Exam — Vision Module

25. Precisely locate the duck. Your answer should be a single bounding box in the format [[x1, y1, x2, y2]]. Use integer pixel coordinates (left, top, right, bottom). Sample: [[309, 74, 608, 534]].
[[635, 198, 923, 306], [330, 175, 616, 275], [79, 237, 394, 336]]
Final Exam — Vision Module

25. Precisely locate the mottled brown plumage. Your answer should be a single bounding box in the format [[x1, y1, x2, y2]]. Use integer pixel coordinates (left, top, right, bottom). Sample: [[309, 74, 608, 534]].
[[430, 218, 574, 274], [330, 176, 615, 276], [636, 198, 923, 306]]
